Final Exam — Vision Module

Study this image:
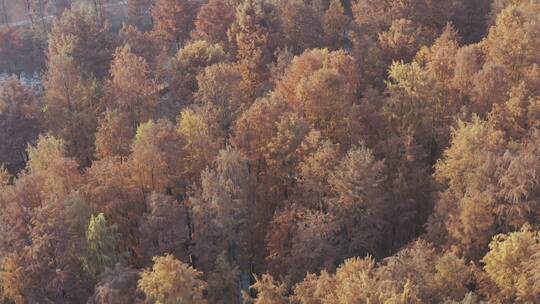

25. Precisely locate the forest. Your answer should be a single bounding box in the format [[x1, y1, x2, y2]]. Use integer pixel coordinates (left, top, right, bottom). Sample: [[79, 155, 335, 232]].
[[0, 0, 539, 303]]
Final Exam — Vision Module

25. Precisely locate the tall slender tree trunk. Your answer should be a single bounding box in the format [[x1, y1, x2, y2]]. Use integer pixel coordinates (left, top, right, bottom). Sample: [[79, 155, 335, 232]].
[[0, 0, 8, 25], [38, 0, 47, 31], [93, 0, 103, 21], [26, 0, 36, 29]]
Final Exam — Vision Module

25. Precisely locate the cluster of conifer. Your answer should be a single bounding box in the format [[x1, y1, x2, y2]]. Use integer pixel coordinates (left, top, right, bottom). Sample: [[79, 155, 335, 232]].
[[1, 0, 539, 303]]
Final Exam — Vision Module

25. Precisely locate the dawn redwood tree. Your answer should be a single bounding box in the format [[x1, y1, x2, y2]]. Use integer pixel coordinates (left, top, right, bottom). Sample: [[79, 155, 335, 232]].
[[272, 0, 324, 54], [105, 45, 159, 132], [232, 93, 310, 201], [484, 1, 540, 83], [128, 0, 152, 29], [48, 5, 114, 78], [0, 77, 41, 172], [129, 119, 186, 196], [43, 54, 100, 166], [323, 0, 349, 50], [1, 0, 540, 302], [177, 106, 225, 186], [0, 28, 24, 73], [88, 263, 143, 304], [277, 48, 361, 146], [327, 145, 389, 257], [206, 252, 241, 303], [193, 0, 236, 45], [195, 62, 247, 132], [95, 110, 134, 159], [166, 40, 227, 109], [191, 147, 262, 275], [118, 24, 161, 66], [138, 193, 189, 265], [151, 0, 200, 51], [426, 117, 507, 260], [0, 136, 90, 303], [85, 156, 144, 260], [228, 0, 283, 99]]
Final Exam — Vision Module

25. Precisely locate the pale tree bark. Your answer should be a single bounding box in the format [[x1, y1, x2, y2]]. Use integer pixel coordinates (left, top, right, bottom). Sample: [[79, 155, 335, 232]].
[[0, 0, 8, 25], [25, 0, 40, 31], [93, 0, 103, 21]]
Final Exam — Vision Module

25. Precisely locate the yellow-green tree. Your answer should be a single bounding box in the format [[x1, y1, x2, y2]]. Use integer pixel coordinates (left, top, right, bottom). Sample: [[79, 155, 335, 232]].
[[138, 254, 207, 304], [482, 226, 540, 302], [248, 274, 288, 304], [427, 117, 507, 260], [83, 213, 120, 278], [129, 119, 186, 195], [177, 106, 224, 186]]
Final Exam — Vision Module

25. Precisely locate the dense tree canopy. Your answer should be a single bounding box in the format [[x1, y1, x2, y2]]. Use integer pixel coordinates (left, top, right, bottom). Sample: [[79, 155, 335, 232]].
[[1, 0, 540, 302]]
